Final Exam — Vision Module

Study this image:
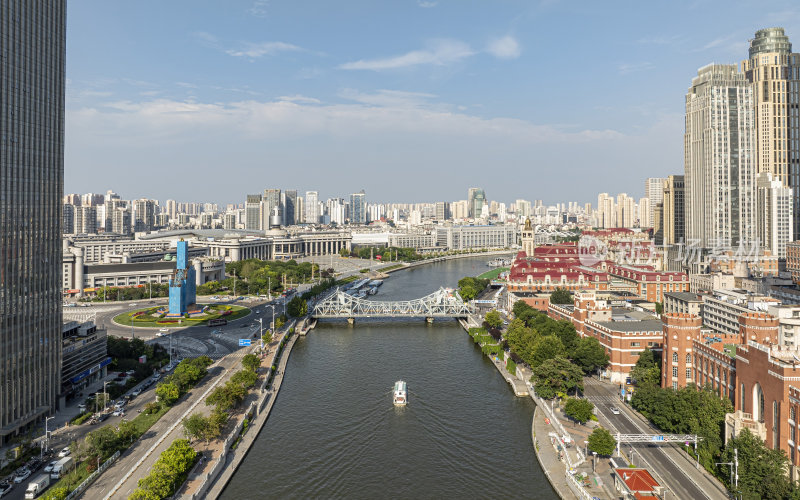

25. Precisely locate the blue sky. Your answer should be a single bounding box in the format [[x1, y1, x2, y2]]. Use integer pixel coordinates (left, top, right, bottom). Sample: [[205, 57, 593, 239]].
[[65, 0, 800, 206]]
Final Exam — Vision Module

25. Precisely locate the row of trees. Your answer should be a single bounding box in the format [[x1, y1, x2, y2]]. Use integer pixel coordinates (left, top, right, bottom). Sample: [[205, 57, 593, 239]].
[[342, 246, 425, 262], [287, 296, 308, 318], [507, 301, 609, 376], [182, 354, 262, 444], [155, 357, 214, 406], [458, 277, 490, 301], [129, 439, 198, 500]]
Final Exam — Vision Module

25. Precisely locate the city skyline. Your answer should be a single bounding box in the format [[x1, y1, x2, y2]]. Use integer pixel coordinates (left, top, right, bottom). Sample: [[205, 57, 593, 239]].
[[64, 1, 800, 204]]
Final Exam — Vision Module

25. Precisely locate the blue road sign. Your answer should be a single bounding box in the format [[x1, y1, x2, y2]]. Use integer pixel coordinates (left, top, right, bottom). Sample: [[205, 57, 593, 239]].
[[239, 339, 251, 346], [651, 435, 664, 442]]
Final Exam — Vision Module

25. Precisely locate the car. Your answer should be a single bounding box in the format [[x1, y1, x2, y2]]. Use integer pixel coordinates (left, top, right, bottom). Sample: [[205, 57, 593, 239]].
[[77, 403, 86, 411], [57, 447, 70, 458], [0, 482, 12, 497], [610, 406, 620, 415], [211, 329, 221, 335], [112, 409, 125, 417], [240, 323, 248, 328], [159, 327, 169, 333], [43, 461, 58, 473], [13, 468, 30, 483], [156, 331, 164, 337], [96, 413, 110, 423]]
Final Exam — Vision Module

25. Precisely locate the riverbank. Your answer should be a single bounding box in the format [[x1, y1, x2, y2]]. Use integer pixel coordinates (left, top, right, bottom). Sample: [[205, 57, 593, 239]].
[[380, 249, 515, 275], [198, 328, 300, 499]]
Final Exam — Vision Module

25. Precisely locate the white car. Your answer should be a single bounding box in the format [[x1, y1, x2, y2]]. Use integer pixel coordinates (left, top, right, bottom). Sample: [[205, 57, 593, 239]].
[[112, 409, 125, 417], [13, 468, 30, 483], [44, 461, 58, 473], [610, 406, 620, 415], [159, 327, 169, 333], [57, 447, 70, 458]]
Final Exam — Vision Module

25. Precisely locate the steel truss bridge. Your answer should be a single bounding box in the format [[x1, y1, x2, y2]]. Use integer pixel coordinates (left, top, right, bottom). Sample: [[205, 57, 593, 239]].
[[312, 287, 474, 321]]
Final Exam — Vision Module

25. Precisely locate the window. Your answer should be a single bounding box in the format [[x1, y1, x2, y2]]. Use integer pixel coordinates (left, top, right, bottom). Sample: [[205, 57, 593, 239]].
[[792, 406, 796, 422], [672, 367, 678, 378], [686, 368, 691, 379], [673, 352, 678, 363], [672, 381, 678, 390], [631, 342, 640, 347], [686, 354, 691, 364]]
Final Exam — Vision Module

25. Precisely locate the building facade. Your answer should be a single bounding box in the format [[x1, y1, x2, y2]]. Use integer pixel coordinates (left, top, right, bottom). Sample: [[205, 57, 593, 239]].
[[0, 0, 65, 444]]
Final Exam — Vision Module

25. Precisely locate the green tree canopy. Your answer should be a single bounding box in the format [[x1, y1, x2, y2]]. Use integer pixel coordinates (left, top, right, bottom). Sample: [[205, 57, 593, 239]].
[[231, 369, 259, 389], [549, 288, 573, 304], [720, 429, 794, 500], [531, 356, 584, 399], [457, 277, 490, 301], [564, 397, 595, 424], [530, 335, 565, 368], [484, 310, 503, 329], [587, 427, 616, 456], [571, 337, 610, 374], [155, 382, 180, 406], [287, 296, 308, 318], [630, 348, 661, 388], [242, 353, 260, 373]]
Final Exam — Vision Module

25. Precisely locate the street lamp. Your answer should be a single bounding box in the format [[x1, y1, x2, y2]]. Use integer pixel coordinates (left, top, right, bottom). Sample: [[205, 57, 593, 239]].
[[42, 416, 54, 457], [584, 440, 588, 458], [592, 452, 597, 472], [258, 318, 264, 354]]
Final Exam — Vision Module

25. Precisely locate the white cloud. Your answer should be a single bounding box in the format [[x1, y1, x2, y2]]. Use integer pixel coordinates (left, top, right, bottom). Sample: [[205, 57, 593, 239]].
[[248, 0, 269, 17], [340, 39, 474, 70], [226, 41, 303, 58], [339, 89, 437, 108], [278, 94, 321, 104], [417, 1, 437, 7], [486, 36, 521, 60]]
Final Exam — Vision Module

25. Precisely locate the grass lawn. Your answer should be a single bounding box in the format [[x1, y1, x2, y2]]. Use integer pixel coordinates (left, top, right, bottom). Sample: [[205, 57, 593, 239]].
[[113, 304, 251, 328], [377, 263, 405, 272], [476, 267, 509, 280]]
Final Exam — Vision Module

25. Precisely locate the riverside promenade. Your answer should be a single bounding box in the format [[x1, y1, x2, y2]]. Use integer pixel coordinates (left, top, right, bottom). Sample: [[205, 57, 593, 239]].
[[197, 323, 301, 499]]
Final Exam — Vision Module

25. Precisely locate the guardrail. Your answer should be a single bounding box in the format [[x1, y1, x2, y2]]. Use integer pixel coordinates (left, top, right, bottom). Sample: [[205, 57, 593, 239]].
[[65, 450, 120, 500], [564, 469, 595, 500]]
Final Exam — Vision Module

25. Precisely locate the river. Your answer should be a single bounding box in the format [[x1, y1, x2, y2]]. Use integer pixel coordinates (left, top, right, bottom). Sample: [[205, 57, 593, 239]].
[[220, 256, 557, 499]]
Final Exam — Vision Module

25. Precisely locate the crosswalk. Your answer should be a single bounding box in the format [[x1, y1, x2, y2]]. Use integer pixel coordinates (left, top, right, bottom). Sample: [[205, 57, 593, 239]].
[[587, 395, 619, 404]]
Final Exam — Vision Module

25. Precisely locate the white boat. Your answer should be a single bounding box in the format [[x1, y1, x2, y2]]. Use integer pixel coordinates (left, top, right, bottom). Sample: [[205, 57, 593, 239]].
[[393, 380, 407, 406]]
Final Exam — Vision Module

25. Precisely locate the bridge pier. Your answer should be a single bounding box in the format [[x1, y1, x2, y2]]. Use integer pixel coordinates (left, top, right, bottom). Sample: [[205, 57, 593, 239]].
[[347, 318, 355, 325], [426, 317, 434, 323]]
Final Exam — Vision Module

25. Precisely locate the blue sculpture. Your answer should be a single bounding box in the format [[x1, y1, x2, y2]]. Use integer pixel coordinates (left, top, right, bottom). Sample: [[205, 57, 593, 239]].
[[168, 240, 196, 315]]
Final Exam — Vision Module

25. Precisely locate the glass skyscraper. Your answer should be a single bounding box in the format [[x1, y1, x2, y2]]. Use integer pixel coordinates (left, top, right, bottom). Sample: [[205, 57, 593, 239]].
[[0, 0, 65, 444]]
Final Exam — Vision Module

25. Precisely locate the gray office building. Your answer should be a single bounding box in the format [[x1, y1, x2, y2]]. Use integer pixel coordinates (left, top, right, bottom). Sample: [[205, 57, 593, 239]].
[[350, 190, 366, 224], [284, 190, 297, 226], [0, 0, 65, 445]]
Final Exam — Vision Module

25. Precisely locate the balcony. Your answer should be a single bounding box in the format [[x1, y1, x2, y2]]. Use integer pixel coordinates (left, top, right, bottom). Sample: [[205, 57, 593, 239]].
[[725, 410, 766, 445]]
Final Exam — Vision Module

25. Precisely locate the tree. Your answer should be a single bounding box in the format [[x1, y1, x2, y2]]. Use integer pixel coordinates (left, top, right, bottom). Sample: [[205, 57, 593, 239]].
[[531, 356, 584, 399], [549, 288, 572, 304], [261, 331, 273, 345], [484, 310, 503, 329], [182, 413, 208, 443], [571, 337, 610, 374], [587, 427, 616, 456], [117, 419, 138, 446], [720, 429, 793, 500], [630, 348, 661, 388], [207, 381, 247, 412], [287, 296, 308, 318], [457, 277, 489, 301], [530, 335, 565, 368], [242, 353, 260, 373], [654, 301, 663, 315], [155, 382, 180, 406], [231, 369, 258, 389], [83, 426, 120, 460], [564, 397, 595, 424]]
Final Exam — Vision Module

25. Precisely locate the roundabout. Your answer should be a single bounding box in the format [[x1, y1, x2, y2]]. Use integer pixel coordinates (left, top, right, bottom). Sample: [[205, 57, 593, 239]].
[[112, 303, 251, 328]]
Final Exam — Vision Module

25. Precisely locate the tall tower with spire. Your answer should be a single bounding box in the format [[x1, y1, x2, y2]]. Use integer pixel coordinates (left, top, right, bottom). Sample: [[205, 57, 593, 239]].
[[521, 217, 536, 256]]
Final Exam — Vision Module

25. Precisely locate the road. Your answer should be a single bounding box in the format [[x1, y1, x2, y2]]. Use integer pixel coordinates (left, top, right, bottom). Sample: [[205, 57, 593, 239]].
[[584, 378, 729, 500]]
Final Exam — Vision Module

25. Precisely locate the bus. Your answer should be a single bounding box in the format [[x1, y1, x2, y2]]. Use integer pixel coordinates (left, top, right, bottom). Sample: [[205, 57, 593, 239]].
[[208, 318, 227, 327]]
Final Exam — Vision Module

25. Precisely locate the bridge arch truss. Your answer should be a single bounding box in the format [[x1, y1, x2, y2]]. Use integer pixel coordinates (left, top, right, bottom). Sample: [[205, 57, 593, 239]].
[[312, 287, 474, 319]]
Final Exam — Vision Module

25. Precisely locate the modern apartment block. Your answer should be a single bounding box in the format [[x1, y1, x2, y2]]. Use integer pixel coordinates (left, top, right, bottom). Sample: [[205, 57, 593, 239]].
[[756, 172, 794, 258], [684, 64, 756, 249], [245, 194, 261, 230], [662, 175, 685, 246], [304, 191, 319, 224], [740, 28, 800, 236], [0, 0, 65, 444], [644, 177, 666, 227], [350, 190, 366, 224]]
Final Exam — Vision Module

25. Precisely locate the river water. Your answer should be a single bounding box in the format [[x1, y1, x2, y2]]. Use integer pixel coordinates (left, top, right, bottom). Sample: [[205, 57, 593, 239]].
[[220, 256, 557, 499]]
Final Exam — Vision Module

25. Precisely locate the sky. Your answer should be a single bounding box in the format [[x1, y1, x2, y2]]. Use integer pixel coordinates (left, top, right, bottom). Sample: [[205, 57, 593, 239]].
[[65, 0, 800, 206]]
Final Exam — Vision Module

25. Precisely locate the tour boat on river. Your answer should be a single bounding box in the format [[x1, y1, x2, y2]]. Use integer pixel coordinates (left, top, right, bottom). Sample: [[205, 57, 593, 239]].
[[393, 380, 407, 406]]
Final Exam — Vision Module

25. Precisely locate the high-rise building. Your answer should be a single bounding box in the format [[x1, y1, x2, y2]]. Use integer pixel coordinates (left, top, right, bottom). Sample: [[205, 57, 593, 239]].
[[62, 204, 75, 235], [112, 207, 132, 235], [637, 198, 650, 228], [245, 194, 261, 230], [350, 190, 366, 224], [452, 200, 469, 220], [616, 193, 635, 228], [263, 189, 281, 228], [684, 64, 756, 249], [435, 202, 451, 221], [515, 199, 532, 218], [644, 178, 667, 227], [133, 199, 156, 233], [597, 193, 615, 228], [653, 203, 664, 245], [284, 190, 297, 226], [663, 175, 685, 246], [741, 28, 800, 235], [0, 0, 64, 445], [305, 191, 319, 224], [76, 206, 98, 234], [467, 188, 485, 219], [757, 172, 794, 258]]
